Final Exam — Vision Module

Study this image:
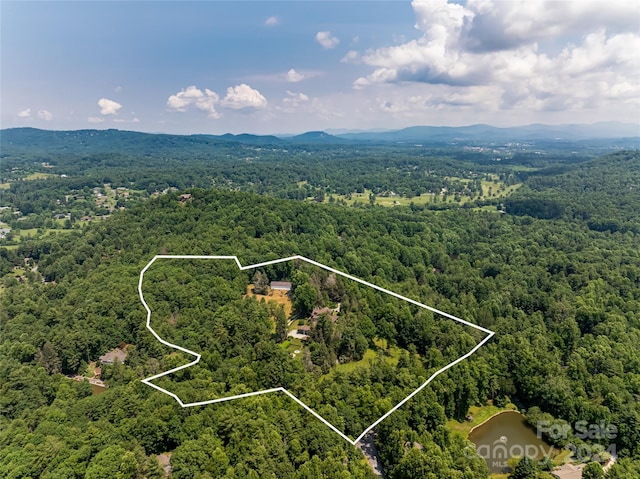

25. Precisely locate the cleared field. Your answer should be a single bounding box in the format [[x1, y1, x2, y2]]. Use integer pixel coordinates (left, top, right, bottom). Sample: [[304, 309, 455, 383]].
[[322, 338, 403, 377], [286, 337, 304, 357], [245, 285, 293, 317], [25, 172, 58, 180], [320, 179, 521, 208], [0, 228, 75, 248]]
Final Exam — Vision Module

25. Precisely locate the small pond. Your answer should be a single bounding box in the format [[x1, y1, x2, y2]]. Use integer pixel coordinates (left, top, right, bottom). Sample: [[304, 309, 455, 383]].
[[468, 411, 556, 474]]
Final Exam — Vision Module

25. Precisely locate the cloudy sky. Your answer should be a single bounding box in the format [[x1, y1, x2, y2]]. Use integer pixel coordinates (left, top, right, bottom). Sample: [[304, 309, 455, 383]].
[[2, 1, 638, 134]]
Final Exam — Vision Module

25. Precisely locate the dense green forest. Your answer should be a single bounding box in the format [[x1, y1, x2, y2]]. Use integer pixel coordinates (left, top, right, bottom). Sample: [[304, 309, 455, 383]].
[[0, 134, 639, 478]]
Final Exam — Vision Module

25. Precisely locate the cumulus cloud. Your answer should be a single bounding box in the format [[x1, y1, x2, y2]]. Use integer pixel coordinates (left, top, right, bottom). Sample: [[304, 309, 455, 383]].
[[461, 0, 639, 53], [18, 108, 31, 118], [98, 98, 122, 115], [354, 0, 640, 113], [166, 86, 220, 118], [37, 110, 52, 121], [265, 15, 279, 26], [220, 84, 267, 110], [316, 31, 340, 49], [286, 69, 304, 82], [88, 117, 104, 123]]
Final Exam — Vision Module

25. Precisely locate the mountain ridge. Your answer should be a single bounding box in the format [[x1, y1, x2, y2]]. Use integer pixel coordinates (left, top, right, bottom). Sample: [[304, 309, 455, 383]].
[[2, 122, 638, 152]]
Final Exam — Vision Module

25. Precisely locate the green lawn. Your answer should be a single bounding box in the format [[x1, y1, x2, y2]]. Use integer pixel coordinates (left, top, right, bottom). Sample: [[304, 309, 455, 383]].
[[319, 178, 521, 208], [18, 228, 74, 239], [322, 338, 404, 377], [0, 227, 74, 248], [285, 337, 304, 356], [446, 402, 518, 436], [24, 172, 58, 180]]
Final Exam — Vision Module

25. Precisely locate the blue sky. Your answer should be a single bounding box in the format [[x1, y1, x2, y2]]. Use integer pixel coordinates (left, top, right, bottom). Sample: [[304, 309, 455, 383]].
[[2, 1, 638, 134]]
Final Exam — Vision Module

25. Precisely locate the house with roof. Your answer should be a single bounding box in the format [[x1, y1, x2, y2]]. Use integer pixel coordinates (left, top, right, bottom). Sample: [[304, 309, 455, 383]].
[[310, 305, 339, 323], [297, 325, 311, 335], [270, 281, 292, 291], [99, 347, 127, 365], [552, 463, 585, 479]]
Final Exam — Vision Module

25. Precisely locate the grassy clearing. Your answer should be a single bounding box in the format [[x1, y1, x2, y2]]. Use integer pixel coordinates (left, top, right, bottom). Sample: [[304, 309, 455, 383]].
[[19, 228, 74, 238], [0, 267, 28, 293], [375, 194, 435, 207], [480, 179, 521, 198], [470, 205, 506, 213], [17, 228, 39, 238], [327, 189, 435, 207], [322, 179, 521, 208], [322, 338, 404, 377], [25, 172, 58, 180], [0, 227, 74, 248], [446, 402, 518, 436], [507, 165, 539, 172], [286, 337, 304, 356], [552, 449, 573, 465], [245, 286, 293, 316]]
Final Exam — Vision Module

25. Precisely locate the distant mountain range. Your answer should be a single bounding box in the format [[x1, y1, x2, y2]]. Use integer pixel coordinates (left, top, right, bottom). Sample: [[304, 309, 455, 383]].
[[1, 122, 638, 153], [329, 122, 639, 142]]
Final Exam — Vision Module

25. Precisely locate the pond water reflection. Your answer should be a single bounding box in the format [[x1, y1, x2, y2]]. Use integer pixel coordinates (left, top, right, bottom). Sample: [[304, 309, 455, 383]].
[[468, 411, 556, 474]]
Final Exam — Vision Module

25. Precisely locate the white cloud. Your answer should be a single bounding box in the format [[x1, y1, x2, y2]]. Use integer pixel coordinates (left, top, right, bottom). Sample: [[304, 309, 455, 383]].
[[316, 31, 340, 49], [88, 117, 104, 123], [341, 50, 360, 63], [18, 108, 31, 118], [354, 0, 640, 114], [166, 86, 220, 118], [286, 68, 304, 82], [37, 110, 52, 121], [265, 16, 279, 26], [220, 84, 267, 110], [283, 90, 309, 106], [98, 98, 122, 115], [132, 117, 140, 123], [115, 86, 123, 93], [275, 91, 313, 114], [462, 0, 639, 52]]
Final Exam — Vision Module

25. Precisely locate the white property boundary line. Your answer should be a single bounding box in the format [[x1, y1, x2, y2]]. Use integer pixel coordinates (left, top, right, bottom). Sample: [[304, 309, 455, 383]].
[[139, 255, 495, 445]]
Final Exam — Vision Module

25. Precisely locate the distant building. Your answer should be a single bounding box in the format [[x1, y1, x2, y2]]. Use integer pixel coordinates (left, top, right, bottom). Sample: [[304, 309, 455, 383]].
[[297, 325, 311, 336], [270, 281, 292, 291], [311, 306, 339, 322], [179, 193, 192, 202], [99, 347, 127, 365], [552, 463, 585, 479]]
